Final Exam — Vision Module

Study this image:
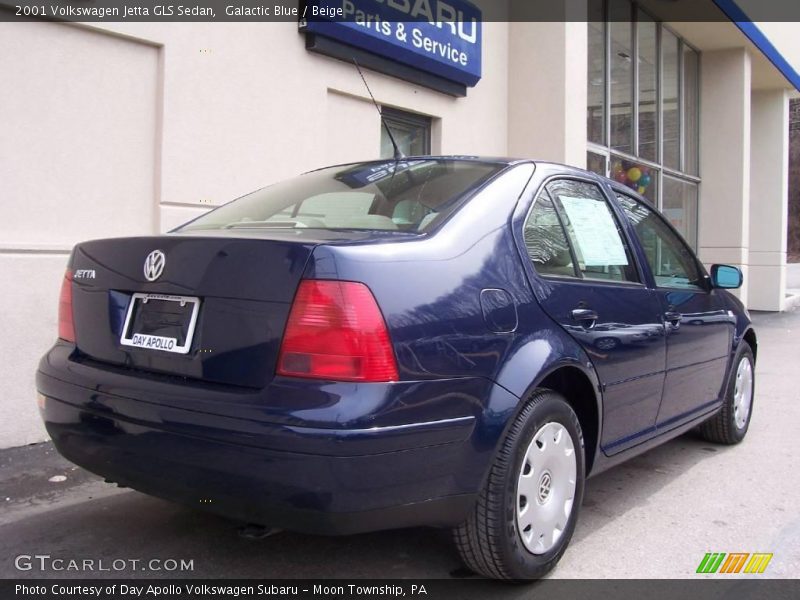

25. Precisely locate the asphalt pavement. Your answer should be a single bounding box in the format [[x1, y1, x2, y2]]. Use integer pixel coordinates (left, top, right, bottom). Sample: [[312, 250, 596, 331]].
[[2, 308, 798, 580]]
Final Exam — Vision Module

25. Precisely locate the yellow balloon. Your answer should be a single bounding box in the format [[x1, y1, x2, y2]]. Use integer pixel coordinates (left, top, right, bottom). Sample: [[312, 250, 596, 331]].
[[613, 163, 624, 175], [627, 167, 642, 183], [638, 186, 646, 194]]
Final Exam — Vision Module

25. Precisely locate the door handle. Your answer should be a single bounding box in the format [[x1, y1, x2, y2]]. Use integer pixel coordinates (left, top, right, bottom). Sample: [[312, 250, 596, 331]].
[[664, 311, 683, 324], [571, 308, 598, 328]]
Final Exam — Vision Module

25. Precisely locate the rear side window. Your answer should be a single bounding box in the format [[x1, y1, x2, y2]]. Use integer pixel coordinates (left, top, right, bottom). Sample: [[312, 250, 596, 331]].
[[541, 180, 640, 284], [616, 194, 705, 291], [523, 190, 577, 278], [177, 160, 505, 233]]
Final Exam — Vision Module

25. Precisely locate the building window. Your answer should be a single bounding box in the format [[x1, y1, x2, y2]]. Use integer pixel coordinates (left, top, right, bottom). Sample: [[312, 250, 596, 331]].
[[683, 45, 700, 176], [662, 175, 698, 248], [587, 16, 606, 145], [610, 155, 658, 207], [586, 1, 701, 248], [637, 11, 658, 163], [380, 107, 431, 158], [587, 151, 607, 177], [609, 0, 634, 156]]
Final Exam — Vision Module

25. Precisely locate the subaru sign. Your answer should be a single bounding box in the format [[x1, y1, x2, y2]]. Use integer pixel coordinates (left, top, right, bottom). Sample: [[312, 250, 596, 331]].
[[302, 0, 482, 89]]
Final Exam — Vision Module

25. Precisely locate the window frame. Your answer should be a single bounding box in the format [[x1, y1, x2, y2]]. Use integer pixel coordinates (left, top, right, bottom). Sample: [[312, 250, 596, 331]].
[[611, 187, 711, 293], [380, 107, 432, 158], [521, 175, 648, 288]]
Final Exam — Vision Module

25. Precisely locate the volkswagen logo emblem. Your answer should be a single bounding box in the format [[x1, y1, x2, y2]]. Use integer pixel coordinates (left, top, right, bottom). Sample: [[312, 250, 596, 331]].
[[537, 471, 552, 504], [143, 250, 166, 282]]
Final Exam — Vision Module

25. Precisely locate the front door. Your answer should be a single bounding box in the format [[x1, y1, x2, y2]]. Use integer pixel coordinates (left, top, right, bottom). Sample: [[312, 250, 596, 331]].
[[522, 178, 666, 454], [615, 194, 733, 428]]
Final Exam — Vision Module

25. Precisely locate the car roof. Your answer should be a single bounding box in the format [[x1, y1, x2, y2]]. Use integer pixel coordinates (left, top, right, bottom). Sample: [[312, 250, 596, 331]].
[[311, 155, 589, 177], [305, 155, 529, 173], [306, 156, 654, 205]]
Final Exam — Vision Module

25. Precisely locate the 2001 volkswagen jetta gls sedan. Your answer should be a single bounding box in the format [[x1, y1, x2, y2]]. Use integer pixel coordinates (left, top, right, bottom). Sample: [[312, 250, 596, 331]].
[[37, 157, 756, 580]]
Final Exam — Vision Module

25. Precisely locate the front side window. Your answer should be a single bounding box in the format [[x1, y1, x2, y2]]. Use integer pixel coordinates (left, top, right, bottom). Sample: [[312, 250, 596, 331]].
[[545, 180, 639, 284], [617, 194, 704, 290]]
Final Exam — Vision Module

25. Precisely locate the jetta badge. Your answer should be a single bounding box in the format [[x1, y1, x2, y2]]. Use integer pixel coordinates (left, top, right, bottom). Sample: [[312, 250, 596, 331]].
[[143, 250, 166, 282]]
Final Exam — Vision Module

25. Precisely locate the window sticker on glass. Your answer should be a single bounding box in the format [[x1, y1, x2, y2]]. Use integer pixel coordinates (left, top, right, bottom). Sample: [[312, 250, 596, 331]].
[[559, 196, 629, 267]]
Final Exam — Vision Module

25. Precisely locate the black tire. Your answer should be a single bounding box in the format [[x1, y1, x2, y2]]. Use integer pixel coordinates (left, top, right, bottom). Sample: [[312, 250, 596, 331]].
[[453, 389, 585, 581], [699, 342, 755, 444]]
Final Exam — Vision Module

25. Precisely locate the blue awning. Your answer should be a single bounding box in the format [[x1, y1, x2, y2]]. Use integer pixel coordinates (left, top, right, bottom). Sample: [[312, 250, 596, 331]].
[[714, 0, 800, 91]]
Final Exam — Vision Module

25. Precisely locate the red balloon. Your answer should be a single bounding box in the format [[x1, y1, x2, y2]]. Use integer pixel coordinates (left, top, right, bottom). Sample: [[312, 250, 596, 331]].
[[614, 171, 628, 183]]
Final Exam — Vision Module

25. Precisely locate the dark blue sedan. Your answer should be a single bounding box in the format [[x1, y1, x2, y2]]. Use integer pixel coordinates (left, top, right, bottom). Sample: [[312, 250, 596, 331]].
[[36, 157, 756, 580]]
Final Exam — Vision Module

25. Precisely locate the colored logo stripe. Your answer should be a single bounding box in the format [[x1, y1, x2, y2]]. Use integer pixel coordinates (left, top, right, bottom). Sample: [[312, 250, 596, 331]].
[[697, 553, 726, 573], [719, 553, 749, 573], [744, 553, 773, 574], [696, 552, 773, 574]]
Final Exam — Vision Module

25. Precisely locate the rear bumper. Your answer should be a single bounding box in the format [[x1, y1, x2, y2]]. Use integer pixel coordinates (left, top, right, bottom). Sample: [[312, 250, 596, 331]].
[[35, 346, 512, 534]]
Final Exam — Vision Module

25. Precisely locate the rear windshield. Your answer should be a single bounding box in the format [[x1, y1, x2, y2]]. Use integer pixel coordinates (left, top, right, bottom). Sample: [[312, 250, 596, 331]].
[[177, 159, 505, 233]]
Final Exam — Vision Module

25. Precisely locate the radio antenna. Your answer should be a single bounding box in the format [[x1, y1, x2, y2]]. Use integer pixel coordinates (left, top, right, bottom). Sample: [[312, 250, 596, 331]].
[[353, 58, 406, 161]]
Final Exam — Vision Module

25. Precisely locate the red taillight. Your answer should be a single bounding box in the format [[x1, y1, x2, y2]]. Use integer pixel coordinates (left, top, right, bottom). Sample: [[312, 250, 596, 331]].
[[277, 280, 398, 382], [58, 269, 75, 343]]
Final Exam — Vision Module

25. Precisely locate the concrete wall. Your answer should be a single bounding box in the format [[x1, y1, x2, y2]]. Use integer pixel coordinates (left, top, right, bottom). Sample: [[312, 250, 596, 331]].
[[0, 22, 159, 448], [697, 49, 752, 303], [749, 89, 790, 311], [507, 21, 588, 167]]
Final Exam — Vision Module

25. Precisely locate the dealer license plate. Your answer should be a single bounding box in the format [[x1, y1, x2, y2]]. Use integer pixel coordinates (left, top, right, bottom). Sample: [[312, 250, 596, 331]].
[[120, 293, 200, 355]]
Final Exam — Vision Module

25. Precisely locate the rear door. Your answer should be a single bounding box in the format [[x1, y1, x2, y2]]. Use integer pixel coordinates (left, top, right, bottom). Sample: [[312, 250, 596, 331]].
[[614, 193, 734, 428], [522, 177, 666, 454]]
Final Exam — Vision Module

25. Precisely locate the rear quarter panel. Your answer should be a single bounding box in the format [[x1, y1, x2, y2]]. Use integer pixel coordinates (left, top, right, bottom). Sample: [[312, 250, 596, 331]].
[[305, 164, 537, 383], [304, 163, 604, 470]]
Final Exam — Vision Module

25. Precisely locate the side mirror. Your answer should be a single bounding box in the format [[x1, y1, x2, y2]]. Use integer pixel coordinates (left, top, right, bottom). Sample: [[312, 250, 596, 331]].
[[710, 264, 743, 289]]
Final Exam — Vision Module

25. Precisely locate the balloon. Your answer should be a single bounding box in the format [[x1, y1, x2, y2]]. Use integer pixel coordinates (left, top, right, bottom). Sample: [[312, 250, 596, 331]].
[[638, 186, 646, 194], [627, 167, 642, 183], [639, 174, 651, 187], [613, 163, 624, 175], [615, 171, 628, 183], [628, 180, 638, 190], [640, 166, 650, 175]]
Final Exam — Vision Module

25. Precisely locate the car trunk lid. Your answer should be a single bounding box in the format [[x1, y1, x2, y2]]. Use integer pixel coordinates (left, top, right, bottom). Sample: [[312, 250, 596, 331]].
[[69, 235, 315, 388]]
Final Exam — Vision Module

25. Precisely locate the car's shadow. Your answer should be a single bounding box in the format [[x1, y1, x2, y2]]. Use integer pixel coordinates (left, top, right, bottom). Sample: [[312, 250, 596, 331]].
[[572, 428, 728, 545], [0, 430, 731, 580]]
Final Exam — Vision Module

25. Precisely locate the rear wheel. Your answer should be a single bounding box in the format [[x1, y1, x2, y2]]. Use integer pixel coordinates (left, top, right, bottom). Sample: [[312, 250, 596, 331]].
[[699, 342, 755, 444], [453, 389, 585, 580]]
